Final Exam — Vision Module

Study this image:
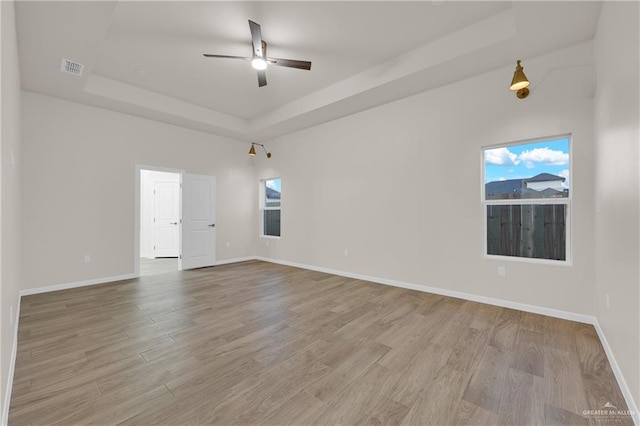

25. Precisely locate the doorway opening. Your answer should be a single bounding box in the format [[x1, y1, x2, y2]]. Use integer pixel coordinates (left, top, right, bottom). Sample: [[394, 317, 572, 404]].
[[138, 167, 182, 277], [134, 165, 217, 278]]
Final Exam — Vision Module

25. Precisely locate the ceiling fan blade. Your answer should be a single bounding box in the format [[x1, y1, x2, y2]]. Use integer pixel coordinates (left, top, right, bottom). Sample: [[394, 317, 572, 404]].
[[257, 69, 267, 87], [267, 57, 312, 70], [248, 20, 264, 58], [203, 54, 251, 61]]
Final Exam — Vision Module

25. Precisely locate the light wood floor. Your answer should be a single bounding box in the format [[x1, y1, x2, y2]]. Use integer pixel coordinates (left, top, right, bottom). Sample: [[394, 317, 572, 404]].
[[9, 260, 632, 425], [139, 257, 178, 276]]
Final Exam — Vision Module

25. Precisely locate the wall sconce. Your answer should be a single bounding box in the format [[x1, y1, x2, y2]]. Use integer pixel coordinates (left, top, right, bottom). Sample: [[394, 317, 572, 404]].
[[509, 59, 530, 99], [249, 142, 271, 158]]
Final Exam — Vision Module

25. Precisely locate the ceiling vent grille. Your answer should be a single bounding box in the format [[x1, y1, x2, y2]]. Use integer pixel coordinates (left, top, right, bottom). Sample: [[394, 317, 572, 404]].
[[60, 58, 84, 76]]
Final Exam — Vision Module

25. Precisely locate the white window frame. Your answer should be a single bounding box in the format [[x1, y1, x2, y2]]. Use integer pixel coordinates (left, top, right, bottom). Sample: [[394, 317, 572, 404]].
[[260, 177, 281, 238], [481, 134, 572, 265]]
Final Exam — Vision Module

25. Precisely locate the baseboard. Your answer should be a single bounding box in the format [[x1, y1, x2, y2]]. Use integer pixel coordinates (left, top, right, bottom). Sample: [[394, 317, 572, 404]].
[[593, 320, 639, 425], [255, 256, 594, 324], [215, 256, 257, 266], [19, 273, 137, 297], [1, 300, 20, 426], [17, 259, 259, 296], [256, 256, 638, 423]]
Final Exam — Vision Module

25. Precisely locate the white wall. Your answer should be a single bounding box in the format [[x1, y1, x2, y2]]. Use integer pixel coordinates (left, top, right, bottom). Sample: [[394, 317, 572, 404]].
[[525, 180, 563, 192], [594, 1, 640, 409], [21, 92, 256, 290], [140, 169, 180, 259], [1, 0, 22, 418], [256, 42, 596, 317]]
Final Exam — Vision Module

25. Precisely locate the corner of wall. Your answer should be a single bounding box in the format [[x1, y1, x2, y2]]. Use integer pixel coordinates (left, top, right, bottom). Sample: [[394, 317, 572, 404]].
[[593, 0, 640, 415], [1, 0, 23, 422]]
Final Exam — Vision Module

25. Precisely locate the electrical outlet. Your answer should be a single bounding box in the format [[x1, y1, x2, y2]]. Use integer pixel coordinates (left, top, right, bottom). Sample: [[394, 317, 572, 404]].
[[344, 249, 349, 257], [498, 266, 506, 277], [9, 306, 14, 324], [226, 241, 230, 248], [265, 240, 270, 247], [606, 294, 610, 310], [84, 254, 91, 264]]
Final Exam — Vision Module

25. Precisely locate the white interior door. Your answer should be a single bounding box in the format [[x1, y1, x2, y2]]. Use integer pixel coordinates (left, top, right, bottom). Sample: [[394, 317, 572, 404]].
[[181, 174, 216, 270], [153, 181, 180, 257]]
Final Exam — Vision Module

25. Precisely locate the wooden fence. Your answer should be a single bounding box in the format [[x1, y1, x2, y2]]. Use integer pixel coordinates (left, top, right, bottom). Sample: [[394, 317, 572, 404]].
[[486, 204, 566, 260], [263, 210, 281, 237]]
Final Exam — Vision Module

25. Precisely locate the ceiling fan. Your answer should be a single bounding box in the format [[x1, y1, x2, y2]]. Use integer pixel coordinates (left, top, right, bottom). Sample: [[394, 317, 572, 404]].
[[203, 20, 312, 88]]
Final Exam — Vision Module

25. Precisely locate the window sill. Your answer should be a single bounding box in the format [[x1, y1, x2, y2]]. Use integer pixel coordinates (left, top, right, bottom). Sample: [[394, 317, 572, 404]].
[[483, 254, 572, 267]]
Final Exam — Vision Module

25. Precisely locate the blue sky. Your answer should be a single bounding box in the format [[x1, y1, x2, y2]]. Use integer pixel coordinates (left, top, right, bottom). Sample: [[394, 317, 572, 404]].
[[265, 178, 281, 192], [484, 137, 570, 187]]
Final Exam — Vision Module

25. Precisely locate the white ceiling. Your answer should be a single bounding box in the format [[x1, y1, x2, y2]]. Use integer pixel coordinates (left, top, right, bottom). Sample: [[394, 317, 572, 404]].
[[15, 1, 602, 142]]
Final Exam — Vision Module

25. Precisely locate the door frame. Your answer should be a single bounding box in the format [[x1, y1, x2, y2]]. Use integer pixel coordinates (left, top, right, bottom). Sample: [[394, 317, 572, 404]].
[[134, 164, 185, 278]]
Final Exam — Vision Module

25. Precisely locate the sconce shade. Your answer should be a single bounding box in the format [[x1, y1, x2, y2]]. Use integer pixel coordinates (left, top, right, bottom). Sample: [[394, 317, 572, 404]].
[[509, 60, 530, 91], [248, 144, 257, 156]]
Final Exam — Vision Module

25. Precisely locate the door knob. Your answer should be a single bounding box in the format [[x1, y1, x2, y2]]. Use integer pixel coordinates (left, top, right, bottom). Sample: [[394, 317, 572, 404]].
[[208, 224, 216, 227], [170, 222, 178, 225]]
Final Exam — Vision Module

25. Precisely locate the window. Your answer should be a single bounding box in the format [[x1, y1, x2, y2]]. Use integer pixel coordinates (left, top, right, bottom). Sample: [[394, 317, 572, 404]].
[[261, 178, 281, 237], [483, 136, 570, 262]]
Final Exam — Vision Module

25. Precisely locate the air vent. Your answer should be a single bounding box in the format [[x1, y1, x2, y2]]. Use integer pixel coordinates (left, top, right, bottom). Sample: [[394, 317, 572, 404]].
[[60, 58, 84, 76]]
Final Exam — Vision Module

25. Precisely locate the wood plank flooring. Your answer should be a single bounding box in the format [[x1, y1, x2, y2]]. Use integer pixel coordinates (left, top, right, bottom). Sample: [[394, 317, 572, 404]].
[[9, 260, 632, 425], [139, 258, 178, 276]]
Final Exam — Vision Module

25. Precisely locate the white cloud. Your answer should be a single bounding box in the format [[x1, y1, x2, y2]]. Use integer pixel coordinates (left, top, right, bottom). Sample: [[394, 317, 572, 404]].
[[485, 147, 519, 166], [518, 147, 568, 165], [525, 161, 535, 169], [559, 169, 570, 188], [265, 179, 280, 190]]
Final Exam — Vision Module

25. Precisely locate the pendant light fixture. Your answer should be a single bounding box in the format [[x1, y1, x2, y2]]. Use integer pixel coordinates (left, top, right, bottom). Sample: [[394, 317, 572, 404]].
[[249, 142, 271, 158], [509, 59, 530, 99]]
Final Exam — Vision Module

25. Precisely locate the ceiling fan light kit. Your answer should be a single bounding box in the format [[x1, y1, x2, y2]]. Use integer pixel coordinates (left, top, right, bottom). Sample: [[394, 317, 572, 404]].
[[251, 58, 267, 70], [509, 59, 530, 99], [204, 20, 311, 87]]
